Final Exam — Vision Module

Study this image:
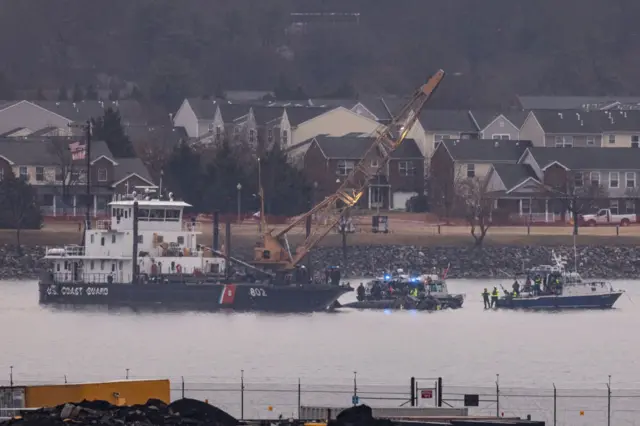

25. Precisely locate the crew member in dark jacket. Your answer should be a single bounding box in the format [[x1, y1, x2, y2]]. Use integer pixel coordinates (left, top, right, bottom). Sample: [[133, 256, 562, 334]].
[[482, 288, 490, 309]]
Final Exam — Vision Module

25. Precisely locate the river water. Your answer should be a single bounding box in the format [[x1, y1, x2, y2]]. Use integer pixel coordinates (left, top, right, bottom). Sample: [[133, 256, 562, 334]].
[[1, 279, 639, 424]]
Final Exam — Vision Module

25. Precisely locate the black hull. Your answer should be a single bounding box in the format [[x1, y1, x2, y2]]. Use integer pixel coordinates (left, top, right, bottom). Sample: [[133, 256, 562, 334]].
[[39, 281, 352, 313], [342, 294, 462, 311]]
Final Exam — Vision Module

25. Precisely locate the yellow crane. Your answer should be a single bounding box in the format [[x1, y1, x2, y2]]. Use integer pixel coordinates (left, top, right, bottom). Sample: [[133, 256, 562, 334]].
[[253, 70, 445, 271]]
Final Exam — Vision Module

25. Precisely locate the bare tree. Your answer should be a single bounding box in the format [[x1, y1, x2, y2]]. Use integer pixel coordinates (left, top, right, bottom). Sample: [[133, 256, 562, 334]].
[[563, 182, 608, 235], [47, 139, 81, 215], [457, 176, 495, 247]]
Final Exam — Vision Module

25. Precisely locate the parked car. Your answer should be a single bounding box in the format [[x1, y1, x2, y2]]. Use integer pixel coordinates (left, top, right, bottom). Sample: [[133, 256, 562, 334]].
[[580, 209, 637, 226]]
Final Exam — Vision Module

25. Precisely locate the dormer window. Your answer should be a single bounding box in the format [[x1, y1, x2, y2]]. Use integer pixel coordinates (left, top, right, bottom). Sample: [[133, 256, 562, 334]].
[[98, 168, 107, 182]]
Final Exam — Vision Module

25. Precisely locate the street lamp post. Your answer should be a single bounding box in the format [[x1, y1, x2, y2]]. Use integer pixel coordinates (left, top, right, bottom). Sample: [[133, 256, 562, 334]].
[[236, 183, 242, 224]]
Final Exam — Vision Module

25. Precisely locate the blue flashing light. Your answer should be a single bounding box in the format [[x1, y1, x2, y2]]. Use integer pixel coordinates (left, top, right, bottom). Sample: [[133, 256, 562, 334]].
[[384, 275, 391, 281]]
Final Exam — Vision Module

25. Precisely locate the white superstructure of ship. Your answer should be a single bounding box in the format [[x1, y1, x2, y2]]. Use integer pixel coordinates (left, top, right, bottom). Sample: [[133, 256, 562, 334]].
[[44, 188, 226, 284]]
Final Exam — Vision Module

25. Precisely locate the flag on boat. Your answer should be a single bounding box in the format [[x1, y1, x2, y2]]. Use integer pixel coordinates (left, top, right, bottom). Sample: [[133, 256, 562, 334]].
[[69, 141, 86, 160]]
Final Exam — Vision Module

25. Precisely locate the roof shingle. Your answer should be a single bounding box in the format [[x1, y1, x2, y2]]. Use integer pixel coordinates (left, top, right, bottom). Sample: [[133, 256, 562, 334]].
[[441, 139, 532, 163], [311, 134, 422, 159]]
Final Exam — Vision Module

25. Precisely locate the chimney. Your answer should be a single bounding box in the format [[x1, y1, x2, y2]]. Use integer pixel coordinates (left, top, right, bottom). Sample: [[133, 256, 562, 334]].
[[580, 120, 584, 126], [494, 141, 499, 147], [576, 112, 580, 120], [558, 112, 563, 119]]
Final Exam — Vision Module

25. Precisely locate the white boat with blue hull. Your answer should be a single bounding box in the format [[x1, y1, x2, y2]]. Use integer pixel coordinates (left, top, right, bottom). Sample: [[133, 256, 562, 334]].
[[495, 251, 624, 310]]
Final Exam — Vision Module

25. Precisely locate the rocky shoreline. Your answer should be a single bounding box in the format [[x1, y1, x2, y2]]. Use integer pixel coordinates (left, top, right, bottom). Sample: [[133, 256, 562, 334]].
[[4, 244, 640, 280]]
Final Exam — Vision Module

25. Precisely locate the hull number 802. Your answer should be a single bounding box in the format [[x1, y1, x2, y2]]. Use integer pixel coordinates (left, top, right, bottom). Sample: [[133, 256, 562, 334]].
[[249, 288, 267, 297]]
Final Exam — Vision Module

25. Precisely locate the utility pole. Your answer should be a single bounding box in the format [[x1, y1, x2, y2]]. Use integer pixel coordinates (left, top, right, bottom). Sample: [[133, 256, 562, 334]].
[[85, 120, 92, 228]]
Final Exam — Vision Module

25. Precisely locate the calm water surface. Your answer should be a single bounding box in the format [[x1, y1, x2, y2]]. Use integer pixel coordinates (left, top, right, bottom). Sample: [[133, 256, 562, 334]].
[[1, 279, 639, 422]]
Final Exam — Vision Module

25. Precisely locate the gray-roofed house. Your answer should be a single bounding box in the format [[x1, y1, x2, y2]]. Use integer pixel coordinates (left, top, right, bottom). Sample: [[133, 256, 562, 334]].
[[469, 111, 529, 140], [520, 110, 640, 148], [416, 110, 480, 159], [303, 134, 424, 210], [430, 139, 533, 218], [0, 138, 155, 217]]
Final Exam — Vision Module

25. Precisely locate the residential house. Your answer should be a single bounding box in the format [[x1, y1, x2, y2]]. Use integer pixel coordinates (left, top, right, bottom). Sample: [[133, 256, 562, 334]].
[[469, 111, 529, 140], [519, 110, 640, 148], [519, 147, 640, 215], [287, 106, 430, 161], [519, 110, 604, 147], [0, 138, 155, 217], [429, 139, 532, 215], [0, 100, 147, 138], [302, 134, 424, 210]]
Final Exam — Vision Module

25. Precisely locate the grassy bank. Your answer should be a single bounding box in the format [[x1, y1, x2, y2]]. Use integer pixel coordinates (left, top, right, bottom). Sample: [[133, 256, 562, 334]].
[[6, 223, 640, 248]]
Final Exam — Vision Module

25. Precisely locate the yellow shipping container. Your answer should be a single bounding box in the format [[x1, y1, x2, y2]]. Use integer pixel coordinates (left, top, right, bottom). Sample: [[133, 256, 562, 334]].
[[17, 379, 169, 408]]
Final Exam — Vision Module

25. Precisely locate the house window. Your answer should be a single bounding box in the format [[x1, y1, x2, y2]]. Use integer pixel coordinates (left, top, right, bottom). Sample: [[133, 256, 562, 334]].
[[608, 134, 616, 144], [590, 172, 600, 186], [467, 164, 475, 178], [610, 200, 619, 215], [111, 234, 116, 244], [19, 166, 27, 180], [208, 122, 214, 132], [137, 235, 143, 243], [574, 172, 583, 187], [521, 199, 531, 214], [399, 161, 416, 176], [370, 160, 379, 169], [626, 172, 636, 189], [554, 136, 573, 147], [610, 172, 619, 188], [633, 135, 639, 148], [35, 166, 44, 182], [337, 160, 354, 176], [586, 136, 596, 146], [98, 168, 107, 182], [215, 126, 222, 141], [177, 236, 185, 245], [100, 237, 105, 246], [249, 129, 256, 144], [492, 134, 509, 140], [282, 130, 288, 145], [55, 168, 63, 182], [626, 200, 635, 214], [267, 128, 273, 142]]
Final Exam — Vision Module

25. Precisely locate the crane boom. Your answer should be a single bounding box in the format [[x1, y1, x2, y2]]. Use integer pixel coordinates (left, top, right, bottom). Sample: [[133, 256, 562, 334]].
[[253, 70, 445, 270]]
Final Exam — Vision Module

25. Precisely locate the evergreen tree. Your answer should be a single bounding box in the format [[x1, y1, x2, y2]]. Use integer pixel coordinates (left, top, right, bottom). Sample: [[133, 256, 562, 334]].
[[257, 145, 310, 216], [85, 84, 98, 100], [91, 107, 136, 157], [164, 142, 204, 211], [0, 174, 42, 249], [72, 83, 84, 102], [57, 86, 68, 101]]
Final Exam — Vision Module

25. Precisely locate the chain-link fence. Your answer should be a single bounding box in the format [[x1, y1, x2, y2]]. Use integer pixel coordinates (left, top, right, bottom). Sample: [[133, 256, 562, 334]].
[[2, 375, 640, 425]]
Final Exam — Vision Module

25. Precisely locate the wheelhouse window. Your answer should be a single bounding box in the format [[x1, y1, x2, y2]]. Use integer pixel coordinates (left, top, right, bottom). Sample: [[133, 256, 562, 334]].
[[337, 160, 354, 176], [399, 161, 416, 176], [165, 210, 180, 221]]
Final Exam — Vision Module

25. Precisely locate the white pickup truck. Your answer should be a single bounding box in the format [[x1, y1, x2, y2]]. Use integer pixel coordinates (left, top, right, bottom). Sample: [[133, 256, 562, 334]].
[[581, 209, 637, 226]]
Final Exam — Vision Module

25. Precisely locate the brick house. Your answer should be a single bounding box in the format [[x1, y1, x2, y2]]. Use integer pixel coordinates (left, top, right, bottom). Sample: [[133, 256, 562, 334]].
[[302, 134, 424, 210]]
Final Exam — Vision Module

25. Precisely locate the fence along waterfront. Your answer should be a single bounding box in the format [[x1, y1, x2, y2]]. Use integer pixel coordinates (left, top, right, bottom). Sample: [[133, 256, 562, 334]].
[[2, 375, 639, 425]]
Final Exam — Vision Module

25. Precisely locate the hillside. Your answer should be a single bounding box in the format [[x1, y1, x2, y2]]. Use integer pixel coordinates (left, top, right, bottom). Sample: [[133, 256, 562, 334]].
[[0, 0, 638, 109]]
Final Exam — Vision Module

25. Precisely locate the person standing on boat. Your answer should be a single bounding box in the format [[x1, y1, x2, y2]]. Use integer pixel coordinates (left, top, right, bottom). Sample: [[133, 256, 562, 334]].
[[533, 275, 542, 296], [357, 283, 366, 301], [491, 287, 499, 308], [512, 280, 520, 297], [482, 288, 490, 308]]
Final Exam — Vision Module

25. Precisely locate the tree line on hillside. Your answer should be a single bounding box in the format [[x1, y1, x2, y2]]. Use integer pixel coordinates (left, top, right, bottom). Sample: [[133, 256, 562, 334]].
[[164, 140, 312, 216], [0, 0, 638, 111]]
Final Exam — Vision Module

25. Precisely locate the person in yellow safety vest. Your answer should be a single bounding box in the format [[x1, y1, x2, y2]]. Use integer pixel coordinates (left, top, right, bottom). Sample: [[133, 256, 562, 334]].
[[410, 287, 419, 297], [490, 287, 499, 308]]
